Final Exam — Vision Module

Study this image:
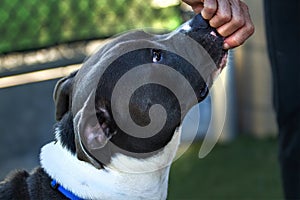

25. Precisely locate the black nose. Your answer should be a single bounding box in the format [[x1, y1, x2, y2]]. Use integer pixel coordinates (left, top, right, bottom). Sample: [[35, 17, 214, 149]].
[[188, 13, 210, 30], [177, 13, 227, 69]]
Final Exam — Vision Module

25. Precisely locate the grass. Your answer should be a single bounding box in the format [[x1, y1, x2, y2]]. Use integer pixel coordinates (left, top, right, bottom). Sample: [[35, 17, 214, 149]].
[[168, 135, 283, 200]]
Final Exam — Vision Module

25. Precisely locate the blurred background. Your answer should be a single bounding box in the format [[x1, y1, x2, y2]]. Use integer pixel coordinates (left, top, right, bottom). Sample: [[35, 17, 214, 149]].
[[0, 0, 282, 199]]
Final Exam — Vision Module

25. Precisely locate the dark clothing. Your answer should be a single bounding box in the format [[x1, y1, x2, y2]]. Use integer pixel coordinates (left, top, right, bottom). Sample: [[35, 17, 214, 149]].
[[264, 0, 300, 198]]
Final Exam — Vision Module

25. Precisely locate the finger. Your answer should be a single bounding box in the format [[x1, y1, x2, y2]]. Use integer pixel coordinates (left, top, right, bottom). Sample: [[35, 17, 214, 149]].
[[192, 4, 204, 14], [217, 0, 245, 37], [201, 0, 218, 20], [209, 0, 231, 28], [182, 0, 204, 13], [182, 0, 203, 5], [223, 3, 255, 49]]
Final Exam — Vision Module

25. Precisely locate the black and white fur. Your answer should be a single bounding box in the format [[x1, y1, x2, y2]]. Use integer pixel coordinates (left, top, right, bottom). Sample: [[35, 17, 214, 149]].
[[0, 13, 227, 200]]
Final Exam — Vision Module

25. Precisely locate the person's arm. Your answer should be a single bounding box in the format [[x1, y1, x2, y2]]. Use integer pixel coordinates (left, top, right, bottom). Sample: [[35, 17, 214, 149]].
[[182, 0, 255, 49]]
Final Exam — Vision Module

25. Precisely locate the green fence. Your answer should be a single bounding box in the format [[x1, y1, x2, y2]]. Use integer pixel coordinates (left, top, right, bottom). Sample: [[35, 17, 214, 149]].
[[0, 0, 182, 54]]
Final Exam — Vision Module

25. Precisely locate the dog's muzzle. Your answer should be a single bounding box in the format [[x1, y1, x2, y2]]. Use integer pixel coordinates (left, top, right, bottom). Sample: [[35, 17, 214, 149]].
[[177, 13, 228, 70]]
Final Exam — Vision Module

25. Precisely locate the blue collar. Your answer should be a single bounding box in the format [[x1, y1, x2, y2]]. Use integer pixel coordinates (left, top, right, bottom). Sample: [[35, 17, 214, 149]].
[[51, 179, 84, 200]]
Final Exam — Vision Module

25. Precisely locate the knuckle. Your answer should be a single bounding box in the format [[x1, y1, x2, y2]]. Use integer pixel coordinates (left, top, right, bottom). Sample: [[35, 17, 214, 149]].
[[220, 13, 231, 23], [205, 6, 216, 14], [231, 36, 243, 47], [247, 24, 255, 35], [241, 2, 249, 11], [232, 17, 245, 28], [204, 3, 217, 14]]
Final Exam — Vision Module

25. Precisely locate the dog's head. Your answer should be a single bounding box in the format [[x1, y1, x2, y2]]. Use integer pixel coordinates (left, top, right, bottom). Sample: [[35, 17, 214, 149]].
[[53, 14, 227, 172]]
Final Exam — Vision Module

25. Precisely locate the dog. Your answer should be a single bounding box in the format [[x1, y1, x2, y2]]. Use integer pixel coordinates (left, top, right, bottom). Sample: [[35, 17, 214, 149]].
[[0, 14, 227, 200]]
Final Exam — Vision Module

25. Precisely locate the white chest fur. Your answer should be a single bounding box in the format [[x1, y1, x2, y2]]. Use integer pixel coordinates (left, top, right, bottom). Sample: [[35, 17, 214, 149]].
[[40, 128, 181, 200]]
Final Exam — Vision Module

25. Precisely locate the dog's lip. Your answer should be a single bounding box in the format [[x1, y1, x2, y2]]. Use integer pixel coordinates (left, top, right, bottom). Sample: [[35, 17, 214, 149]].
[[210, 29, 228, 70], [219, 53, 228, 69], [177, 14, 228, 69], [209, 29, 228, 69]]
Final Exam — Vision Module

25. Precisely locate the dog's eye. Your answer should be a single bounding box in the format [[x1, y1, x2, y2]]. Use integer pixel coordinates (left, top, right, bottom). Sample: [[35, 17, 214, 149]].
[[152, 49, 162, 63]]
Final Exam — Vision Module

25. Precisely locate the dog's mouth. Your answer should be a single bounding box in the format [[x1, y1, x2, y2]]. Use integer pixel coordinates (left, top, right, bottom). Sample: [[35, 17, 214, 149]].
[[178, 14, 228, 70]]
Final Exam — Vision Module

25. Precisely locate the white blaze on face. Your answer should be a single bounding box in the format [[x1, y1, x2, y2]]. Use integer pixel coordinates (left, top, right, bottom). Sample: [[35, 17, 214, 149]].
[[107, 127, 182, 173]]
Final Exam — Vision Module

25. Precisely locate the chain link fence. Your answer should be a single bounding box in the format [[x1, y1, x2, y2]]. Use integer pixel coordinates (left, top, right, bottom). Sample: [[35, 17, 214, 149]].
[[0, 0, 182, 54]]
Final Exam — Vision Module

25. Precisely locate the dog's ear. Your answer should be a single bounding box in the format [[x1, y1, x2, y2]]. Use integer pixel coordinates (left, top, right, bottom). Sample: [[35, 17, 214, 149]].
[[78, 94, 117, 150], [53, 71, 78, 121]]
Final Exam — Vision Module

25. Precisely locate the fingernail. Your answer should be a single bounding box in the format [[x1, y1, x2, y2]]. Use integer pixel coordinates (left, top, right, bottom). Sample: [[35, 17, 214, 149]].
[[223, 43, 230, 50]]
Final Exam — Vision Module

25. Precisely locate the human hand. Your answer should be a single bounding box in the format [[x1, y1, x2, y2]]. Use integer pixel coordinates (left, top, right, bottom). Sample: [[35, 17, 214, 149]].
[[182, 0, 255, 49]]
